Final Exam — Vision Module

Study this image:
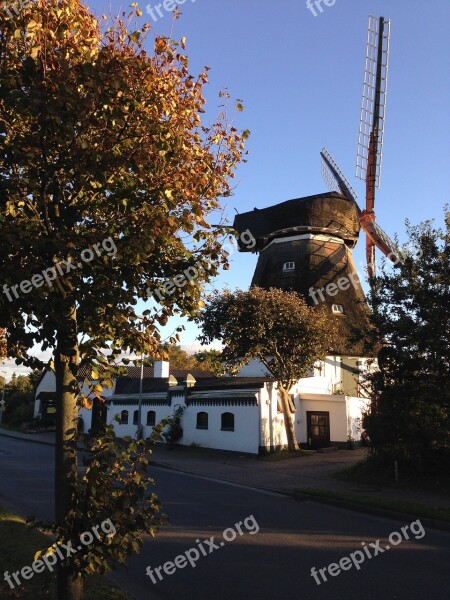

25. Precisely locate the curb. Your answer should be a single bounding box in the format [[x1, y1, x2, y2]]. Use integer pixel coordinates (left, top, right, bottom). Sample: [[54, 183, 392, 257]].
[[0, 430, 56, 447], [149, 458, 288, 496], [0, 431, 86, 451]]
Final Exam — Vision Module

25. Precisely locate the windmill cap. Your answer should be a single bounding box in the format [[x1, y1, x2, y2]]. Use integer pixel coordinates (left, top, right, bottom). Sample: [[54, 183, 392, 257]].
[[233, 192, 361, 251]]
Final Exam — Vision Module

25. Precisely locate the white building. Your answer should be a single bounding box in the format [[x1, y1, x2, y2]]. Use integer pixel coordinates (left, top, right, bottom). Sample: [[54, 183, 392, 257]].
[[34, 356, 370, 454]]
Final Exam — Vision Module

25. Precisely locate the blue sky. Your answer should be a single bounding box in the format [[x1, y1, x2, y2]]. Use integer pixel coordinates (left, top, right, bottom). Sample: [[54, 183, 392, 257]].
[[129, 0, 450, 348], [2, 0, 449, 376]]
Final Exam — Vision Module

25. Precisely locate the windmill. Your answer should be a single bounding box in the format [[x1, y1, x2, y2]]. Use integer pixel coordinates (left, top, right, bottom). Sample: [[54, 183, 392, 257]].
[[232, 15, 398, 355], [321, 15, 398, 280]]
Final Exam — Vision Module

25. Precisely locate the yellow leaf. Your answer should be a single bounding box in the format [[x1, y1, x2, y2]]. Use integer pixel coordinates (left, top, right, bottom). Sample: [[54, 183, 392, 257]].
[[34, 550, 43, 561]]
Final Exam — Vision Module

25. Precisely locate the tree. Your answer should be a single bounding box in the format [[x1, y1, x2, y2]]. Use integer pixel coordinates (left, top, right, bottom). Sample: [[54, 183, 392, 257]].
[[0, 2, 246, 597], [198, 287, 338, 451], [365, 213, 450, 477], [1, 370, 38, 426], [193, 348, 224, 376], [127, 343, 219, 373], [157, 344, 204, 371]]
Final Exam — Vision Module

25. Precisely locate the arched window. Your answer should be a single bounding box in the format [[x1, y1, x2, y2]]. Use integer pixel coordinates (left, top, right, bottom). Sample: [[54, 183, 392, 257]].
[[120, 410, 128, 425], [133, 410, 139, 425], [221, 412, 234, 431], [196, 411, 208, 430], [147, 411, 156, 427]]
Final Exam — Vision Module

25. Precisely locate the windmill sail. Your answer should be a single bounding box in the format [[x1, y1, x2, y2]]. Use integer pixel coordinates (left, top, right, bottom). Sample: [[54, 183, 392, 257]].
[[355, 15, 392, 280], [356, 15, 390, 190], [321, 148, 358, 203], [359, 214, 401, 264]]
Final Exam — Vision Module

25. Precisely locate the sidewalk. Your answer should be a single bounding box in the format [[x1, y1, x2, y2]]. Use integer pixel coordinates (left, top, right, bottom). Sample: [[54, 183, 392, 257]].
[[1, 428, 449, 523]]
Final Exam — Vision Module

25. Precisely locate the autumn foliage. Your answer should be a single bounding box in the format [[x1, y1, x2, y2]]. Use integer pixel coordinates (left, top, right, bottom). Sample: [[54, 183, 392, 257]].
[[0, 2, 247, 598]]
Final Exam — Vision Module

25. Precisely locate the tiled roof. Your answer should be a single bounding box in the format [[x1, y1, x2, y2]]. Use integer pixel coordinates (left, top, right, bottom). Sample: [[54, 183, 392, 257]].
[[76, 365, 214, 380], [35, 363, 215, 395], [114, 378, 172, 395]]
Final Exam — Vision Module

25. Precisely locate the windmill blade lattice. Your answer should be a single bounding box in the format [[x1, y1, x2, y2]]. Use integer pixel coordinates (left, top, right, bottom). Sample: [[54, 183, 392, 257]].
[[321, 148, 358, 203], [356, 15, 390, 189]]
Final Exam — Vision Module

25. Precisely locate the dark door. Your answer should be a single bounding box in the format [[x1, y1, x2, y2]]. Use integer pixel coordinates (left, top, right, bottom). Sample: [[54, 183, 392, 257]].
[[91, 399, 107, 435], [307, 411, 330, 449]]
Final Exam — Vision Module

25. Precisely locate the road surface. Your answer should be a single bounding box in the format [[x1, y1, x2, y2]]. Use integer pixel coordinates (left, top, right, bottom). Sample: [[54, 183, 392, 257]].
[[0, 436, 448, 600]]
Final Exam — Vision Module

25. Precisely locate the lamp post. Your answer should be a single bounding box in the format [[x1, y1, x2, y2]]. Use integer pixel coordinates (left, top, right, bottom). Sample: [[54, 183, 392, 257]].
[[0, 370, 7, 425], [135, 316, 145, 440], [137, 347, 144, 440]]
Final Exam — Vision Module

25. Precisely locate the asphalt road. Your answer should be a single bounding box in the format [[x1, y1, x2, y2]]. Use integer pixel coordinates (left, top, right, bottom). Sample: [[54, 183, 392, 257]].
[[0, 436, 449, 600]]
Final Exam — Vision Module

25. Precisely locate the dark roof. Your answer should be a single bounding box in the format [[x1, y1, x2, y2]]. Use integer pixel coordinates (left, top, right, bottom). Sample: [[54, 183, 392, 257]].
[[114, 378, 172, 395], [35, 364, 215, 398], [188, 377, 272, 391], [115, 375, 271, 395], [36, 391, 56, 400], [234, 192, 361, 251], [76, 365, 214, 380]]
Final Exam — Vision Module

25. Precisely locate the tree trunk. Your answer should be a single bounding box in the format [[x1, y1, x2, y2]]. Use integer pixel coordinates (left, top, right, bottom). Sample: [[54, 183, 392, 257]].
[[279, 385, 298, 452], [55, 303, 83, 600], [57, 567, 83, 600]]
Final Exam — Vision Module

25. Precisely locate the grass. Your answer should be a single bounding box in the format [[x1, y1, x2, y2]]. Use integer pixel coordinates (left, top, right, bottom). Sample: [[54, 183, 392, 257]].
[[335, 455, 450, 494], [294, 487, 450, 523], [0, 423, 21, 432], [0, 507, 134, 600], [259, 448, 315, 461]]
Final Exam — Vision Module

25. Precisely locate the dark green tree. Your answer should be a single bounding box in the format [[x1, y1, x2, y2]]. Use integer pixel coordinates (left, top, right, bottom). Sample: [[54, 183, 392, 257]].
[[1, 370, 39, 426], [365, 213, 450, 477], [198, 287, 338, 452]]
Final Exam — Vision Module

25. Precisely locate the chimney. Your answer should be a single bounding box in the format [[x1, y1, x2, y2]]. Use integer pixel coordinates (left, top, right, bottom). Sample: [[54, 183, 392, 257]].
[[154, 360, 169, 379]]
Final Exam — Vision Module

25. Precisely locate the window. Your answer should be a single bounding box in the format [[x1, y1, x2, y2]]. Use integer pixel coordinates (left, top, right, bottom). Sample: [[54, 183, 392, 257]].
[[147, 410, 156, 427], [196, 411, 208, 430], [133, 410, 139, 425], [310, 413, 328, 437], [120, 410, 128, 425], [332, 304, 345, 314], [282, 261, 295, 272], [221, 412, 234, 431]]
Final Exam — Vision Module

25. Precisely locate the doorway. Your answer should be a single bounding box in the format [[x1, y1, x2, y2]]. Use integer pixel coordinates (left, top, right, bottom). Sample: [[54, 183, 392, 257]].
[[91, 399, 107, 434], [307, 411, 330, 449]]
